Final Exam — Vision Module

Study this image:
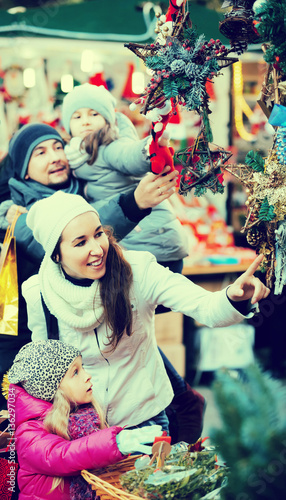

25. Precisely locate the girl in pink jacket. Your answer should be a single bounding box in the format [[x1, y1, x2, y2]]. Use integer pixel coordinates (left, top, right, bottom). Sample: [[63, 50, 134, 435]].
[[8, 340, 162, 500]]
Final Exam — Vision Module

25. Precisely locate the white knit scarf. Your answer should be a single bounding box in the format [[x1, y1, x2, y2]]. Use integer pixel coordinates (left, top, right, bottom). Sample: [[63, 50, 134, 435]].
[[39, 255, 104, 332]]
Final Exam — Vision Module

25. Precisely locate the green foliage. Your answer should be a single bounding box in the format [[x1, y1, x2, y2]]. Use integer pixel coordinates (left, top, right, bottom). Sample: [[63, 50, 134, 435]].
[[193, 177, 224, 197], [254, 0, 286, 73], [163, 78, 179, 99], [120, 446, 228, 499], [211, 364, 286, 499], [145, 55, 163, 70], [183, 26, 199, 46], [245, 150, 265, 172], [203, 108, 213, 143], [144, 32, 220, 117], [259, 197, 276, 222]]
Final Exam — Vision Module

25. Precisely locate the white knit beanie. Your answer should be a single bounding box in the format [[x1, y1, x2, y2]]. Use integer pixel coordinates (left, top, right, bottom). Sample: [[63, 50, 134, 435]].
[[26, 191, 99, 256], [62, 83, 116, 133]]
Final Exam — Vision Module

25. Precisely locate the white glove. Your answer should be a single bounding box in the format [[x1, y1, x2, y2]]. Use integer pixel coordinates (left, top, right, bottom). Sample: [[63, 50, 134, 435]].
[[64, 137, 90, 169], [116, 425, 163, 455]]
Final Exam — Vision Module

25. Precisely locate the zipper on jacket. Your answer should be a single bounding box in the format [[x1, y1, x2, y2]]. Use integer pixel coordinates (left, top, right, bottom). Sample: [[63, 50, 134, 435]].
[[94, 329, 111, 422]]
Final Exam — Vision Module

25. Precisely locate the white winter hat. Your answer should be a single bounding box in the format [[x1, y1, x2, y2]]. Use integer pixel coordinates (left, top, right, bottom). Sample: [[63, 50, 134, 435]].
[[26, 191, 99, 256], [62, 83, 116, 133]]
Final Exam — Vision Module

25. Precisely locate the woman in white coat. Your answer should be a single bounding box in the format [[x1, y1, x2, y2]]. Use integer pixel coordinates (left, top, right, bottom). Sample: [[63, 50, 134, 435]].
[[22, 191, 270, 431]]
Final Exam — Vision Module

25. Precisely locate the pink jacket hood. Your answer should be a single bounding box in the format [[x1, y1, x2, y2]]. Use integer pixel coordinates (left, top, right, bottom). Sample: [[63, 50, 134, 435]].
[[9, 384, 52, 427], [8, 384, 125, 500]]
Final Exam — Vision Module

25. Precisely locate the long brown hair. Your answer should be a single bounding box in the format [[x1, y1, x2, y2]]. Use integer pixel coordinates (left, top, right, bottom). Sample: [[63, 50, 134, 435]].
[[81, 121, 118, 165], [100, 228, 133, 349], [51, 228, 133, 349]]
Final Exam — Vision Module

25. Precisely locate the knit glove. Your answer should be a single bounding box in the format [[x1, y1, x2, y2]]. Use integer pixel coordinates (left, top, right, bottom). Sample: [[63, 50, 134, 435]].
[[64, 137, 90, 170], [116, 425, 163, 455]]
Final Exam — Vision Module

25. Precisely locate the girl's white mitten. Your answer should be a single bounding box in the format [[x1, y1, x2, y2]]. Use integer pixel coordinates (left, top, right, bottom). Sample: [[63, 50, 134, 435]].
[[64, 137, 90, 169], [116, 425, 163, 455]]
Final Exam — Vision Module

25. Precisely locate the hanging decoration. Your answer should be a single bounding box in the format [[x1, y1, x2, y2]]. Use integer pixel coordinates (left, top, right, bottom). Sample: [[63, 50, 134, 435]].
[[219, 0, 261, 55], [125, 0, 238, 187], [146, 99, 175, 174], [215, 0, 286, 293], [0, 65, 25, 102], [253, 0, 286, 76], [221, 131, 286, 290], [177, 128, 232, 197], [125, 0, 238, 123], [253, 0, 286, 118]]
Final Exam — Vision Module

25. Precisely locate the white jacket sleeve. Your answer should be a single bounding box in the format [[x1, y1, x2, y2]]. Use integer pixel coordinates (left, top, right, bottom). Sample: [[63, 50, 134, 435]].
[[22, 275, 48, 341], [131, 252, 253, 328]]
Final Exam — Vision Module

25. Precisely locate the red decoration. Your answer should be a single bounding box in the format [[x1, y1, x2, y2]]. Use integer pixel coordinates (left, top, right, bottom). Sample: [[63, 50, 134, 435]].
[[188, 436, 209, 452], [88, 72, 108, 89], [168, 104, 181, 124], [154, 435, 172, 444], [165, 0, 184, 23], [205, 79, 216, 101], [121, 62, 140, 100], [0, 457, 18, 500], [147, 100, 175, 174]]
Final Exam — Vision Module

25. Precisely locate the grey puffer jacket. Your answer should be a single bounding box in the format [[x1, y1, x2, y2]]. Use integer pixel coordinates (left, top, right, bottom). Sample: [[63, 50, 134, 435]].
[[68, 112, 189, 262]]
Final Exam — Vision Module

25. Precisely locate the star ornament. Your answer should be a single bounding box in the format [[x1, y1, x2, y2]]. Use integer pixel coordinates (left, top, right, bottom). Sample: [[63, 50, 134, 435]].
[[125, 10, 237, 115], [177, 136, 233, 196], [222, 147, 286, 289]]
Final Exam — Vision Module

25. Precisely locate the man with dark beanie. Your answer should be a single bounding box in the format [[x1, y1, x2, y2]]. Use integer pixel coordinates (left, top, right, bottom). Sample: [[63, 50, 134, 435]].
[[0, 122, 177, 411], [7, 123, 156, 255]]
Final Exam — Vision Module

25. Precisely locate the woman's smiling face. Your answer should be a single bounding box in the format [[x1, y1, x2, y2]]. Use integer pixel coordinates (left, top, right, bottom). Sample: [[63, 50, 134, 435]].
[[59, 211, 109, 280]]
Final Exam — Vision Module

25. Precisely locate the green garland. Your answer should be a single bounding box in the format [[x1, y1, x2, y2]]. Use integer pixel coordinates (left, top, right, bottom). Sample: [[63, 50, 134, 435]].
[[120, 444, 228, 499], [144, 27, 223, 121], [258, 197, 276, 222], [245, 150, 265, 173], [254, 0, 286, 73]]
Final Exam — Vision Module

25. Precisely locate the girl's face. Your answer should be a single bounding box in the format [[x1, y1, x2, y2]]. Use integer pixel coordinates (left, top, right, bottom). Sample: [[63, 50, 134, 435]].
[[60, 356, 93, 405], [59, 211, 109, 280], [70, 107, 106, 138]]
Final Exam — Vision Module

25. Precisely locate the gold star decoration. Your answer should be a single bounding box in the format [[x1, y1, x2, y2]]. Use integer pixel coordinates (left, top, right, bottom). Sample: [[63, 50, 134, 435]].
[[221, 144, 286, 288]]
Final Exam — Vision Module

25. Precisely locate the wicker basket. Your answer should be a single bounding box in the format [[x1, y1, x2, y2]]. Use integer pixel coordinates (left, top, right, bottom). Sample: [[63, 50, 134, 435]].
[[81, 455, 143, 500]]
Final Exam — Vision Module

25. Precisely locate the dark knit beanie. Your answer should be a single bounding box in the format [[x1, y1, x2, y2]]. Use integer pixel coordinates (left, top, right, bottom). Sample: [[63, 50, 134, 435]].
[[8, 123, 65, 179]]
